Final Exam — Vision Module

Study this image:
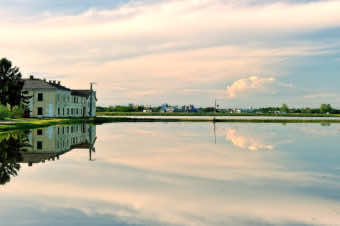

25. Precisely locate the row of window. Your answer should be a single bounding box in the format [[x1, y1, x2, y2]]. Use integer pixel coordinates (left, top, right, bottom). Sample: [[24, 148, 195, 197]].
[[57, 107, 86, 116], [36, 107, 86, 116], [57, 94, 86, 104], [36, 125, 86, 136], [37, 93, 87, 104], [36, 136, 85, 150], [56, 136, 83, 149], [57, 124, 86, 135]]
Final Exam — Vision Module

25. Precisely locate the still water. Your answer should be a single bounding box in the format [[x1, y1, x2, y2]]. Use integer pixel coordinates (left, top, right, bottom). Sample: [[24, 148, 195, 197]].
[[0, 122, 339, 226]]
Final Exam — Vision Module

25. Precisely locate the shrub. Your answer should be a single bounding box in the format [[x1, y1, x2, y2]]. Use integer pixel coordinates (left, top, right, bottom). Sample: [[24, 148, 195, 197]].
[[0, 105, 10, 120], [9, 106, 24, 119]]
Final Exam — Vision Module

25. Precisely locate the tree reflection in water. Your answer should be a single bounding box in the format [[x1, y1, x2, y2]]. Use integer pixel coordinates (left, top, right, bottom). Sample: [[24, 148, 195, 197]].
[[0, 131, 29, 185]]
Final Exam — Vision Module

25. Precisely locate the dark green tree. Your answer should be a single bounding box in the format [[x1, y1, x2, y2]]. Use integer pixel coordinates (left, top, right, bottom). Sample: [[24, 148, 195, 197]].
[[320, 104, 332, 114], [0, 137, 22, 185], [280, 104, 289, 113], [0, 58, 25, 109], [0, 131, 30, 185]]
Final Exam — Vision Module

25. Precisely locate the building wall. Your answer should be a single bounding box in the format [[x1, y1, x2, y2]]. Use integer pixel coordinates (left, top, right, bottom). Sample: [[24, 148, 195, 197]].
[[56, 90, 88, 117], [56, 89, 71, 117], [25, 89, 57, 118], [88, 94, 97, 117], [26, 124, 96, 153], [25, 89, 96, 118]]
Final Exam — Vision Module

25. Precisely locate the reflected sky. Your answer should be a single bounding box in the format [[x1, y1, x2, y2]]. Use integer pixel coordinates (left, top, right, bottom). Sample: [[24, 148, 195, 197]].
[[1, 123, 340, 226]]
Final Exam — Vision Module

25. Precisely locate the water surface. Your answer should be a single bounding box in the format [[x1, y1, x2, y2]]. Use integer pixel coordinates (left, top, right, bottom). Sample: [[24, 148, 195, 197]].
[[101, 115, 340, 121], [0, 122, 339, 226]]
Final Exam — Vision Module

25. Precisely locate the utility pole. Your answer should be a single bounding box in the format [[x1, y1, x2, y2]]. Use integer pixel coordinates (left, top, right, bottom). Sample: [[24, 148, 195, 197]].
[[89, 82, 96, 117]]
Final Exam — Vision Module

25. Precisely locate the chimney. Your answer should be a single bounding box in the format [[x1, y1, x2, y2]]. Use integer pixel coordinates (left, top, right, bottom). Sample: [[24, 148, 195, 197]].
[[29, 75, 34, 80], [43, 78, 46, 82], [53, 80, 56, 84], [57, 81, 61, 85]]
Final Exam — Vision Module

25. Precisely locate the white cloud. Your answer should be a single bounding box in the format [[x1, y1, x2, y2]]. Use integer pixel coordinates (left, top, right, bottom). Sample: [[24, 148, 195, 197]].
[[1, 0, 340, 105], [226, 76, 275, 98]]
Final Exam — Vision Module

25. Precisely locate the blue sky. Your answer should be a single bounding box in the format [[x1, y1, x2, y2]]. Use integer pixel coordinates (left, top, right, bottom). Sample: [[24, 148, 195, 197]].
[[1, 0, 340, 107]]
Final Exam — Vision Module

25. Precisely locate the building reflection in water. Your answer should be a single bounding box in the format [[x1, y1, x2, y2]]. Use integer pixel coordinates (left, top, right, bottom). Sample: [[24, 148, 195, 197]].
[[0, 124, 96, 185]]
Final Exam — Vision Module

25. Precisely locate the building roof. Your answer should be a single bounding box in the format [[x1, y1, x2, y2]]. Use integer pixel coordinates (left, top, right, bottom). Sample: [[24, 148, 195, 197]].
[[23, 78, 70, 91], [23, 76, 97, 100], [20, 150, 70, 166], [71, 90, 92, 97], [72, 90, 97, 100]]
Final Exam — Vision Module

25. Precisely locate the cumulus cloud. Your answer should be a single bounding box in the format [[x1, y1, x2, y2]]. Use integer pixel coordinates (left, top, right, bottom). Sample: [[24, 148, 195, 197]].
[[226, 76, 275, 98], [1, 0, 340, 105]]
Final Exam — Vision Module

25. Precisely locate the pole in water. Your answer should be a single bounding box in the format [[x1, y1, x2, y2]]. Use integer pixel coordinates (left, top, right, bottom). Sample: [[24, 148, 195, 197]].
[[213, 120, 216, 144]]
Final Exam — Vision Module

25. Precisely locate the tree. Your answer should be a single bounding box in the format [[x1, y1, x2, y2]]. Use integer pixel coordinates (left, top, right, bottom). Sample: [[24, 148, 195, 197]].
[[320, 104, 332, 114], [0, 132, 28, 185], [280, 104, 289, 113], [0, 58, 25, 109]]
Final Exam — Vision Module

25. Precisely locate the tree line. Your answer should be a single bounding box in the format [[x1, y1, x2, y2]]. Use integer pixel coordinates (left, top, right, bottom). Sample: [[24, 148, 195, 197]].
[[259, 104, 339, 114], [97, 104, 340, 114]]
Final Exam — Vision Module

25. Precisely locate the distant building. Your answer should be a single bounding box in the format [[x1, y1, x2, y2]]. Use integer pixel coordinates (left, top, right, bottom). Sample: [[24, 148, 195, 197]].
[[23, 76, 97, 118], [182, 105, 198, 113], [161, 104, 175, 113]]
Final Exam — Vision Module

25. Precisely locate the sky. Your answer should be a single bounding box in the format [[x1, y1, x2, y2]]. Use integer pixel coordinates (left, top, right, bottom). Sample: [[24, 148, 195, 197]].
[[1, 0, 340, 107]]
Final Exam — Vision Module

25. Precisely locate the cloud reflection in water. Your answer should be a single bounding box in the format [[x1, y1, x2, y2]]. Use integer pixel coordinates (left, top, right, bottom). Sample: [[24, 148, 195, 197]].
[[1, 123, 340, 226]]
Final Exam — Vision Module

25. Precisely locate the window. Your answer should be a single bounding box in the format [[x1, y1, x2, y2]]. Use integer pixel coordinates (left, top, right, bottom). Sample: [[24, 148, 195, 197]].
[[38, 93, 43, 101], [76, 109, 79, 115], [63, 108, 65, 116], [71, 109, 73, 115], [38, 107, 43, 115], [37, 141, 43, 150], [67, 109, 69, 115], [58, 127, 60, 135], [37, 129, 43, 135], [58, 108, 60, 115]]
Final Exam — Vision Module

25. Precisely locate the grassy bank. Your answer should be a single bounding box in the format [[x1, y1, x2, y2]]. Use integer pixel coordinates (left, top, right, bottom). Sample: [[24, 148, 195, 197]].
[[1, 116, 340, 133], [97, 112, 340, 117], [0, 118, 97, 132]]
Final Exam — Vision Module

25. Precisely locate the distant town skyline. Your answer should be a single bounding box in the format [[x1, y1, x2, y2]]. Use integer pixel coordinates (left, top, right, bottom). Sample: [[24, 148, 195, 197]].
[[1, 0, 340, 107]]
